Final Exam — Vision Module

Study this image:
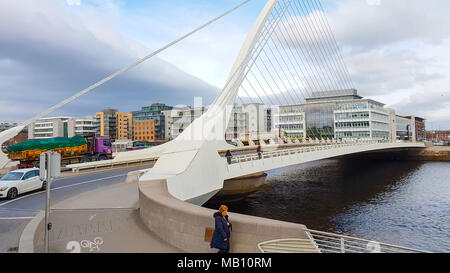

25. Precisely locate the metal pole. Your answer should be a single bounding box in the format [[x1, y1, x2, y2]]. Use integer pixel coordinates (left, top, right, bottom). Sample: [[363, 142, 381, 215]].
[[44, 152, 52, 253], [44, 178, 51, 253]]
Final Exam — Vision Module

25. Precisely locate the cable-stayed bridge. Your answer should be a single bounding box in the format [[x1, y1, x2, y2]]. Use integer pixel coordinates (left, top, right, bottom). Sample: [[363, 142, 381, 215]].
[[0, 0, 424, 203], [132, 0, 425, 205], [0, 0, 427, 253]]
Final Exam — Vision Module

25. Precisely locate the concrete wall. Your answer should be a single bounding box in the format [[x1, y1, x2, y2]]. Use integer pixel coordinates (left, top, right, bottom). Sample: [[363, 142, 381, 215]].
[[138, 179, 309, 253]]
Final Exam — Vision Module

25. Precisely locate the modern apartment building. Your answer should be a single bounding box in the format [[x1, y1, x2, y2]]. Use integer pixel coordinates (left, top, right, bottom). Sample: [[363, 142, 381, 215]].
[[133, 119, 156, 141], [28, 117, 72, 139], [95, 109, 118, 138], [226, 103, 268, 140], [272, 105, 306, 138], [116, 112, 133, 140], [132, 103, 172, 141], [67, 116, 97, 137], [161, 103, 269, 141], [163, 106, 206, 140]]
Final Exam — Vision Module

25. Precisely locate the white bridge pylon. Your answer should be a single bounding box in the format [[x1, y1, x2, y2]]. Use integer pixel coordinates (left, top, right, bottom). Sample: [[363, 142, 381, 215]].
[[139, 0, 282, 204], [138, 0, 365, 204]]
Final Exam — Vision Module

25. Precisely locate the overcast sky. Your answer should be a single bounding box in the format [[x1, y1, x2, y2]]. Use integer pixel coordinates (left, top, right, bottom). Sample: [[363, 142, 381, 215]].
[[0, 0, 449, 129]]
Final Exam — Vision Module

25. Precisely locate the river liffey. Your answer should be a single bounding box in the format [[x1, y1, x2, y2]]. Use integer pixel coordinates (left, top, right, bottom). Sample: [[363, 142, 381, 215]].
[[204, 159, 450, 252]]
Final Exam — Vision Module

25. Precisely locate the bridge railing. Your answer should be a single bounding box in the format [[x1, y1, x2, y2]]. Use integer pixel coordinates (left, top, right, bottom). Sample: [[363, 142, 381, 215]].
[[229, 140, 386, 165], [67, 157, 157, 172], [303, 229, 429, 253]]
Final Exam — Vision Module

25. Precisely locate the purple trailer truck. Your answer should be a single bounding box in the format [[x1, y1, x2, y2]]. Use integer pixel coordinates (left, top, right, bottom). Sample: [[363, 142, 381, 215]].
[[82, 137, 114, 162], [15, 136, 114, 168]]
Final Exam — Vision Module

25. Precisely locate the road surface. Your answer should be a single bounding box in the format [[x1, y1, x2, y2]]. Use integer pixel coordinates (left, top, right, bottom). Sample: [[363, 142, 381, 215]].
[[0, 165, 152, 253]]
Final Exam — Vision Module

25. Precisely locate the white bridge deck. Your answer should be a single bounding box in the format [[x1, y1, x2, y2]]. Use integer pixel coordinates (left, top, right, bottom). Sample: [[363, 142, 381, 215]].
[[224, 141, 425, 180]]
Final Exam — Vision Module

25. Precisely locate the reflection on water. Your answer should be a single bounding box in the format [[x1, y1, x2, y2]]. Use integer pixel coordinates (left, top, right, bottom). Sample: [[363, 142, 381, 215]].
[[203, 159, 450, 252]]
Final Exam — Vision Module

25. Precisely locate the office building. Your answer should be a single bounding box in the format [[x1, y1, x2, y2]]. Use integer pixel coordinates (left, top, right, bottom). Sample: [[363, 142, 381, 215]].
[[271, 89, 392, 141], [399, 115, 425, 141], [334, 100, 391, 140], [395, 115, 415, 141], [395, 115, 426, 142]]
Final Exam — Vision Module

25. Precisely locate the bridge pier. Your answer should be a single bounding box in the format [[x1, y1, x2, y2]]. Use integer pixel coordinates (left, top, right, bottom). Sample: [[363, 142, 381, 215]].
[[219, 172, 268, 196]]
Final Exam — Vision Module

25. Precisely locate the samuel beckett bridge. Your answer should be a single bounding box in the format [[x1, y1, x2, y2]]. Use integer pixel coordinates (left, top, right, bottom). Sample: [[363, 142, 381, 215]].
[[0, 0, 426, 253]]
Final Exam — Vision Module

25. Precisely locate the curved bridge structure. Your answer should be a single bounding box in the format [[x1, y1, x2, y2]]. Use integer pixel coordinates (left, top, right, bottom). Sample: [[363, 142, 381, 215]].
[[3, 0, 429, 253], [137, 0, 426, 204], [134, 0, 426, 252]]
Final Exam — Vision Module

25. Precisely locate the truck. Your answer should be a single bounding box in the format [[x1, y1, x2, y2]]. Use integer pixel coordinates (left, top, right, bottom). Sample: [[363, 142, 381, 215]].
[[6, 136, 114, 168]]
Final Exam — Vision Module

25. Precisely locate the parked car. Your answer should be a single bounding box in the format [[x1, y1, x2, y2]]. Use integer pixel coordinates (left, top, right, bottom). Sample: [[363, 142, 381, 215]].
[[0, 168, 45, 199]]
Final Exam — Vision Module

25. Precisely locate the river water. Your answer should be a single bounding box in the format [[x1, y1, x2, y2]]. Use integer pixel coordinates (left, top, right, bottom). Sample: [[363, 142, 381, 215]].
[[203, 159, 450, 252]]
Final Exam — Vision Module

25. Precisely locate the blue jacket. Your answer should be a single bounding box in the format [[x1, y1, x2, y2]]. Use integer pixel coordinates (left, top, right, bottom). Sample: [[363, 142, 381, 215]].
[[210, 212, 231, 250]]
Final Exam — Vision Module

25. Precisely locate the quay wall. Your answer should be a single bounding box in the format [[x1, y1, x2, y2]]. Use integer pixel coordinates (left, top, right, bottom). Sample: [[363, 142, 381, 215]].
[[340, 146, 450, 162]]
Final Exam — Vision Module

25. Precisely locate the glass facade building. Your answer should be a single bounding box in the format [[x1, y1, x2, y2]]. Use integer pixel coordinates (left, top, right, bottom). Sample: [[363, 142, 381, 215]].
[[273, 89, 392, 140]]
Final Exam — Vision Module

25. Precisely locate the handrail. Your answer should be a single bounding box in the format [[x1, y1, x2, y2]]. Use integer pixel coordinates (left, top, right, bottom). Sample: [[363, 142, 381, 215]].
[[67, 156, 157, 172], [257, 228, 429, 253], [230, 140, 389, 165], [303, 228, 429, 253]]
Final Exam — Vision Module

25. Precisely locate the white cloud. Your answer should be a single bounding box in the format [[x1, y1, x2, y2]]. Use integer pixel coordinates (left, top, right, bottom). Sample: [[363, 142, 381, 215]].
[[323, 0, 450, 127], [0, 0, 218, 121]]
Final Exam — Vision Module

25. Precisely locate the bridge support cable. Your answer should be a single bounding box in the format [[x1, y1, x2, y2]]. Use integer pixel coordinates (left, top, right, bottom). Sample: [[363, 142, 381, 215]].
[[280, 1, 337, 94], [281, 1, 349, 139], [237, 0, 292, 106], [269, 2, 320, 99], [300, 0, 352, 90], [225, 2, 287, 107], [261, 1, 323, 101], [269, 1, 324, 101], [294, 0, 353, 93], [231, 0, 355, 139], [244, 2, 295, 106], [289, 0, 348, 95], [268, 1, 337, 138], [238, 0, 304, 106], [309, 0, 355, 89], [0, 0, 256, 168]]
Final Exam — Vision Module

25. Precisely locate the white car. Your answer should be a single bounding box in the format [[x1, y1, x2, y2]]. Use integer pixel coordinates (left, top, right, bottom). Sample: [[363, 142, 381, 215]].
[[0, 168, 46, 199]]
